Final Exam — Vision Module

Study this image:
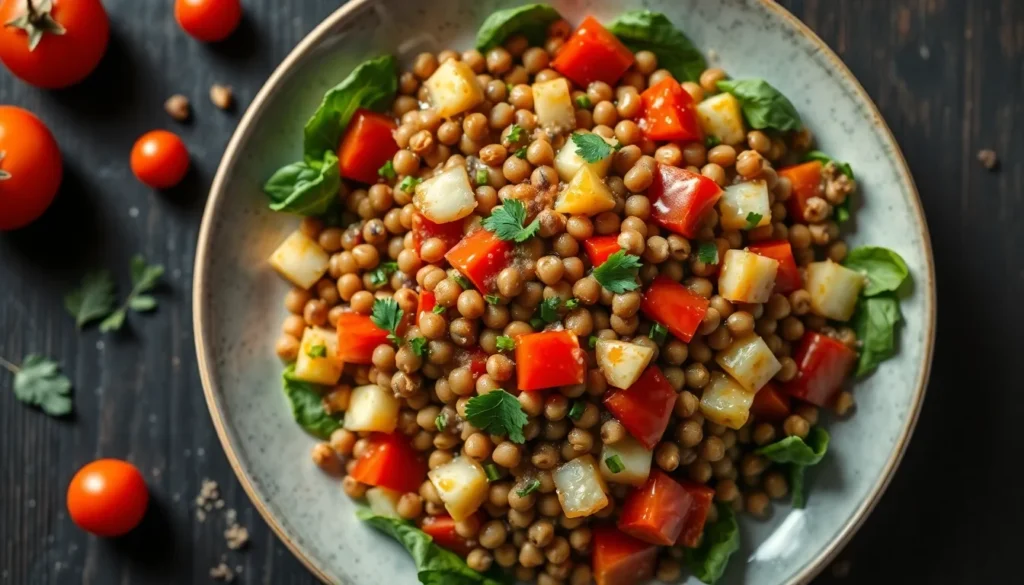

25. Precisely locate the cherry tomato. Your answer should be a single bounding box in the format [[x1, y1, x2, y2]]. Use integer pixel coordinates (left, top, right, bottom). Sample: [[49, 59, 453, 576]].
[[130, 130, 190, 189], [0, 106, 62, 231], [0, 0, 109, 89], [67, 459, 149, 537], [175, 0, 242, 42]]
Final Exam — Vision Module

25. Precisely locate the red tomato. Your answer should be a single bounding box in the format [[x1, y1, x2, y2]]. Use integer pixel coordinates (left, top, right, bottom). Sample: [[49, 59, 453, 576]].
[[411, 212, 464, 255], [591, 526, 658, 585], [675, 481, 716, 548], [337, 109, 399, 184], [0, 106, 62, 231], [0, 0, 109, 88], [444, 229, 514, 293], [785, 332, 857, 407], [747, 240, 802, 294], [648, 163, 723, 238], [640, 276, 710, 343], [618, 470, 693, 545], [603, 365, 676, 449], [551, 16, 634, 87], [174, 0, 242, 42], [336, 312, 390, 365], [67, 459, 148, 537], [751, 382, 792, 423], [583, 235, 622, 267], [130, 130, 190, 189], [349, 433, 427, 494], [779, 160, 824, 223], [420, 515, 474, 556], [516, 330, 586, 392], [638, 77, 703, 142]]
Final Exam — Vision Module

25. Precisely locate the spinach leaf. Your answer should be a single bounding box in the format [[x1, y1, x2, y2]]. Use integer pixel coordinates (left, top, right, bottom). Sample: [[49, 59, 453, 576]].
[[303, 55, 398, 163], [475, 4, 562, 52], [757, 428, 829, 509], [607, 10, 706, 82], [282, 365, 341, 439], [844, 246, 909, 297], [264, 151, 341, 216], [716, 78, 802, 131], [805, 151, 854, 222], [684, 504, 740, 584], [357, 508, 510, 585], [850, 294, 902, 376]]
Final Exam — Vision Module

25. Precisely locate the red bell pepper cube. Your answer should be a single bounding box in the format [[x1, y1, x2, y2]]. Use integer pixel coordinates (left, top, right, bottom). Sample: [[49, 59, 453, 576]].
[[551, 16, 635, 88], [516, 330, 586, 392], [618, 470, 694, 546], [420, 514, 474, 556], [785, 332, 857, 407], [444, 229, 514, 293], [337, 109, 399, 184], [583, 235, 622, 267], [336, 312, 390, 364], [603, 365, 676, 449], [649, 163, 723, 238], [349, 432, 427, 494], [455, 348, 489, 379], [417, 290, 436, 328], [592, 526, 658, 585], [747, 240, 802, 294], [638, 77, 703, 142], [675, 481, 716, 548], [411, 212, 464, 255], [779, 160, 824, 224], [751, 382, 792, 423], [640, 276, 710, 343]]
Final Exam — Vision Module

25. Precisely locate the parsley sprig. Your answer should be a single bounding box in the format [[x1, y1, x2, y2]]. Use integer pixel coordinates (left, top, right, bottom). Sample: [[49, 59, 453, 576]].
[[530, 296, 563, 329], [64, 255, 164, 332], [697, 242, 719, 265], [745, 212, 763, 230], [369, 261, 398, 286], [464, 389, 528, 444], [370, 298, 404, 345], [571, 132, 614, 163], [482, 199, 539, 243], [1, 354, 73, 417], [592, 250, 642, 293]]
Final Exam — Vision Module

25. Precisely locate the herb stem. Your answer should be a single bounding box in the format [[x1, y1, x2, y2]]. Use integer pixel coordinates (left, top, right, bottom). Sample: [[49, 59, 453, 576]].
[[0, 356, 20, 374]]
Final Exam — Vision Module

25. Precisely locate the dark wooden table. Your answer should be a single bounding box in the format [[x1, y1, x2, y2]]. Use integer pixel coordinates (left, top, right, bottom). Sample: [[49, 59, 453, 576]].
[[1, 1, 1021, 583]]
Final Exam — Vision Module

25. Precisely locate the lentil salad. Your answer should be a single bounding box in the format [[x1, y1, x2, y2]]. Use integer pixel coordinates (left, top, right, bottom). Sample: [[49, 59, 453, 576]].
[[263, 5, 911, 585]]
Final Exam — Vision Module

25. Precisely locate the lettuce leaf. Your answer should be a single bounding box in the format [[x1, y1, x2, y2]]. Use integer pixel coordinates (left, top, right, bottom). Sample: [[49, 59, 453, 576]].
[[607, 10, 706, 82]]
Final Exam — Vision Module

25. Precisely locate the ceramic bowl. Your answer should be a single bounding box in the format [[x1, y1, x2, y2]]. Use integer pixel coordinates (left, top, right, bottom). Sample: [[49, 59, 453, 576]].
[[194, 0, 936, 583]]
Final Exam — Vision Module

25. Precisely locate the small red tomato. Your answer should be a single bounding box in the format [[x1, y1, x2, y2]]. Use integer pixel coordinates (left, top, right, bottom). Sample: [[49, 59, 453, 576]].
[[0, 0, 110, 89], [131, 130, 190, 189], [0, 106, 63, 231], [67, 459, 149, 537], [175, 0, 242, 42]]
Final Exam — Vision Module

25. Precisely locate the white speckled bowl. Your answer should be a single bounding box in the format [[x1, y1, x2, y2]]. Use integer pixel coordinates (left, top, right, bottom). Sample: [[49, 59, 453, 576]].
[[194, 1, 936, 583]]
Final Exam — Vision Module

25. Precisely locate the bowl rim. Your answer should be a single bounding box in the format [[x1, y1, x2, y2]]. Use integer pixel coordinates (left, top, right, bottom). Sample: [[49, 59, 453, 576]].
[[192, 1, 937, 583]]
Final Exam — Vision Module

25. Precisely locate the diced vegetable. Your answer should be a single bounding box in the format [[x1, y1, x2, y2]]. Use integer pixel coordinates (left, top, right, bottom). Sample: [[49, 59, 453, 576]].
[[778, 160, 823, 223], [805, 260, 866, 321], [596, 339, 654, 389], [350, 432, 426, 493], [343, 384, 400, 433], [751, 382, 791, 422], [428, 456, 489, 522], [444, 229, 514, 292], [423, 59, 484, 118], [638, 77, 702, 142], [699, 371, 755, 430], [365, 486, 402, 518], [640, 276, 709, 343], [648, 163, 723, 238], [268, 230, 330, 289], [551, 16, 635, 88], [293, 327, 343, 385], [603, 365, 676, 449], [516, 330, 586, 391], [592, 527, 658, 585], [411, 212, 465, 255], [554, 165, 617, 216], [618, 470, 693, 545], [785, 332, 857, 407], [336, 312, 390, 364], [337, 109, 399, 184], [715, 334, 781, 392], [718, 180, 771, 231], [417, 290, 436, 328], [553, 454, 610, 518], [675, 481, 716, 548], [413, 165, 478, 224], [532, 77, 576, 132], [695, 92, 746, 145], [554, 132, 615, 181], [599, 435, 653, 486], [747, 240, 802, 294], [718, 249, 779, 303], [583, 235, 622, 267], [419, 515, 474, 556]]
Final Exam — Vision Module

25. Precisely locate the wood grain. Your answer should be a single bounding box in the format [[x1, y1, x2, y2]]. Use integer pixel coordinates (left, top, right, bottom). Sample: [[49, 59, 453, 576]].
[[1, 1, 1021, 584]]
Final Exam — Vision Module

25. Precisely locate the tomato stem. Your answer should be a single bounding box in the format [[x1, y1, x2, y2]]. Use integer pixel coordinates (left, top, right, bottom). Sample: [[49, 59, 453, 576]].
[[0, 356, 20, 374]]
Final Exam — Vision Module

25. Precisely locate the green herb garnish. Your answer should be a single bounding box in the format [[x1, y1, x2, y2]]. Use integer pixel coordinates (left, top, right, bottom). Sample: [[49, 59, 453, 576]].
[[650, 322, 668, 344], [697, 242, 719, 265], [536, 296, 562, 323], [398, 175, 423, 192], [464, 389, 529, 444], [568, 401, 586, 421], [564, 298, 579, 309], [484, 463, 502, 482], [432, 305, 446, 315], [450, 271, 473, 290], [369, 261, 399, 286], [476, 168, 489, 186], [1, 354, 73, 417], [588, 336, 599, 349], [307, 344, 327, 358], [574, 94, 591, 109], [571, 132, 614, 163], [370, 297, 404, 345], [378, 160, 397, 180], [516, 478, 541, 497], [496, 335, 516, 351], [506, 123, 524, 144], [485, 294, 502, 305], [705, 135, 722, 148], [605, 454, 625, 473], [409, 337, 428, 358], [592, 250, 642, 293], [745, 212, 763, 230], [482, 198, 540, 243], [435, 412, 448, 432]]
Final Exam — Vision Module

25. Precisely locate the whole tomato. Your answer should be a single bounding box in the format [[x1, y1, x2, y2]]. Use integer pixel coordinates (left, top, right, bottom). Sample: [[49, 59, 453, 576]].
[[0, 106, 62, 231], [0, 0, 110, 89], [67, 459, 149, 537], [130, 130, 190, 189], [175, 0, 242, 42]]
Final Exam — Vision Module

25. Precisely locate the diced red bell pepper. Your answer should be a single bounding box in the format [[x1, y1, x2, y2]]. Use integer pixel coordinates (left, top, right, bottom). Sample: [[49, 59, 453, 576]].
[[779, 160, 824, 224], [417, 290, 437, 328], [336, 312, 390, 364], [640, 276, 710, 343], [420, 514, 474, 556], [785, 332, 857, 407], [455, 348, 489, 379], [675, 482, 716, 548], [516, 330, 586, 392], [349, 432, 427, 494], [411, 212, 464, 255], [649, 163, 723, 238], [551, 16, 635, 88], [444, 229, 514, 293], [592, 526, 658, 585], [603, 365, 676, 449], [751, 382, 792, 423], [584, 235, 622, 267], [748, 240, 802, 294], [337, 109, 399, 184], [638, 77, 703, 142], [618, 470, 694, 545]]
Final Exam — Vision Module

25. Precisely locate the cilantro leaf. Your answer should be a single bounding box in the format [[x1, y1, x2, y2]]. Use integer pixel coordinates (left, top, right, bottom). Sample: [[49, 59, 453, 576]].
[[432, 305, 446, 315], [482, 199, 540, 243], [370, 298, 404, 344], [506, 124, 524, 144], [564, 298, 579, 309], [435, 412, 448, 432], [3, 354, 73, 417], [515, 146, 528, 159], [592, 250, 642, 293], [697, 242, 719, 265], [378, 160, 397, 180], [705, 135, 721, 148], [130, 255, 164, 294], [496, 335, 516, 351], [308, 344, 328, 358], [485, 294, 502, 305], [574, 94, 591, 109], [98, 308, 127, 333], [588, 336, 598, 349], [64, 271, 117, 328], [464, 389, 528, 444], [370, 261, 399, 286], [476, 168, 489, 186], [536, 296, 562, 323], [398, 176, 423, 192], [409, 337, 428, 358], [745, 212, 763, 230], [571, 132, 614, 163], [650, 322, 668, 344]]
